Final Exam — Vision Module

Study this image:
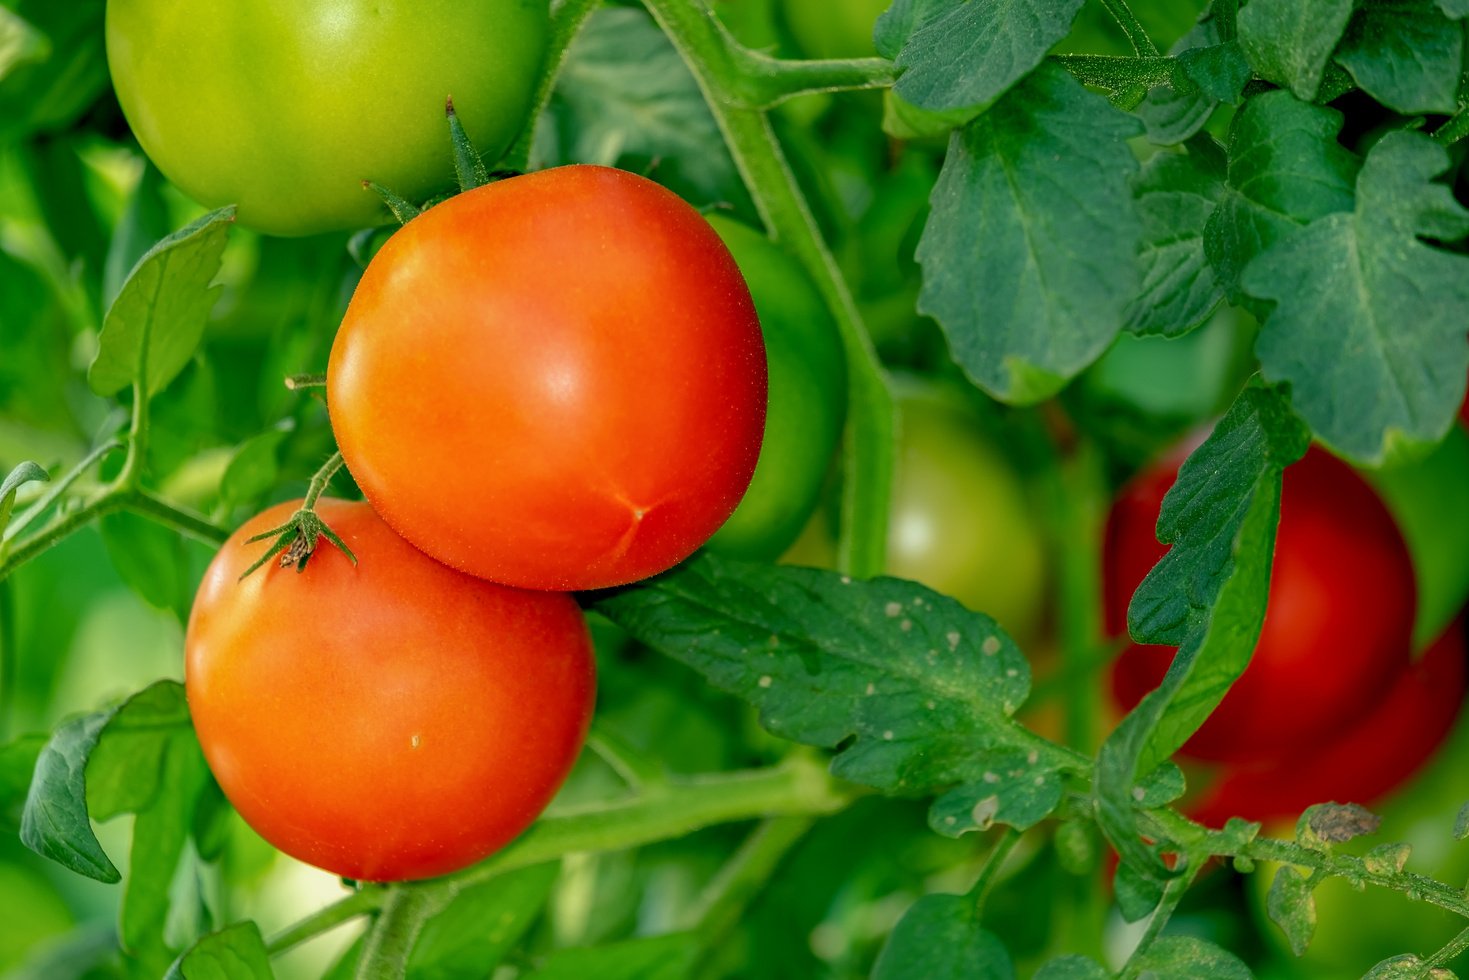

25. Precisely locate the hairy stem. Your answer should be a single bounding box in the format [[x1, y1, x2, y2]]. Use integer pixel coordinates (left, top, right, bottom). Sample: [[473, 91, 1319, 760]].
[[502, 0, 603, 172], [1121, 863, 1199, 975], [1098, 0, 1161, 56], [968, 828, 1022, 914], [642, 0, 894, 579], [353, 885, 447, 980], [304, 452, 347, 510]]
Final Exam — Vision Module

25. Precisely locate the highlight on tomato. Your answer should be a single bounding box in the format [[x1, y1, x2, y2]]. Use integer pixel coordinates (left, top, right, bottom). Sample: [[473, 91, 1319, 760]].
[[185, 499, 596, 882], [327, 164, 768, 592]]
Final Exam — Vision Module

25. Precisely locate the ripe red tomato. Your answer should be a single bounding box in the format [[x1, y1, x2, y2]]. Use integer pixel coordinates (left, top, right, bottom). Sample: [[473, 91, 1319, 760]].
[[185, 499, 595, 881], [1107, 445, 1416, 764], [327, 165, 767, 591], [1188, 618, 1466, 826]]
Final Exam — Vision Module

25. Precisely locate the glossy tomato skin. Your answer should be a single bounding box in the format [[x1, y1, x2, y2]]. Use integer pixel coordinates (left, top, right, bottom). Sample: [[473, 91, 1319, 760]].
[[106, 0, 548, 236], [327, 165, 767, 591], [185, 499, 595, 882], [1188, 619, 1466, 826], [1108, 446, 1416, 764], [703, 214, 846, 562]]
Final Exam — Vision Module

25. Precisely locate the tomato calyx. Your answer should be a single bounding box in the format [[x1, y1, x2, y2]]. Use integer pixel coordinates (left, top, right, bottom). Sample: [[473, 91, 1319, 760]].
[[238, 451, 356, 579]]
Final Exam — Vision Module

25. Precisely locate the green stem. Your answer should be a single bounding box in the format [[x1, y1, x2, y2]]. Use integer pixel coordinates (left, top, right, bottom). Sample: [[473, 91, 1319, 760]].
[[1427, 922, 1469, 968], [3, 440, 122, 542], [684, 817, 814, 941], [124, 491, 230, 545], [269, 756, 852, 955], [1098, 0, 1161, 56], [643, 0, 894, 579], [0, 492, 125, 584], [1051, 54, 1175, 93], [304, 452, 346, 510], [502, 0, 603, 173], [267, 887, 383, 956], [1120, 863, 1198, 976], [1435, 106, 1469, 146], [353, 885, 447, 980], [726, 49, 899, 108], [1047, 436, 1109, 756], [966, 828, 1022, 913]]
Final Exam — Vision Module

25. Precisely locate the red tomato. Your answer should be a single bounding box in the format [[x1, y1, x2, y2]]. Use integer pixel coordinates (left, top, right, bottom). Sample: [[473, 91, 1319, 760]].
[[185, 499, 596, 881], [327, 165, 767, 591], [1188, 618, 1466, 825], [1107, 446, 1416, 763]]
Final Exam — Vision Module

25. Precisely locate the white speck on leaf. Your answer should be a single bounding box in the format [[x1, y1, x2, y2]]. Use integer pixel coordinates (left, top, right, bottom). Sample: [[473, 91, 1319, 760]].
[[883, 730, 894, 741], [1027, 750, 1039, 765], [983, 771, 999, 783], [865, 682, 876, 696], [982, 636, 1001, 655], [947, 630, 962, 651], [1132, 787, 1146, 802], [971, 796, 1001, 830], [885, 601, 903, 617], [758, 675, 773, 688]]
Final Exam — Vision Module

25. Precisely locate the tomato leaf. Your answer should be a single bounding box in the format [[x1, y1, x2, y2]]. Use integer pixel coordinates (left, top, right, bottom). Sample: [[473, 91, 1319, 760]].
[[1236, 0, 1356, 101], [1124, 141, 1226, 338], [0, 459, 48, 534], [1130, 936, 1251, 978], [889, 0, 1085, 114], [1095, 384, 1308, 878], [1203, 91, 1360, 305], [218, 420, 295, 513], [595, 556, 1084, 836], [406, 863, 559, 980], [87, 207, 234, 400], [1136, 8, 1249, 147], [1364, 954, 1458, 979], [20, 708, 123, 883], [163, 922, 274, 980], [98, 512, 193, 621], [871, 893, 1014, 980], [1032, 956, 1108, 980], [540, 8, 745, 212], [1266, 865, 1317, 956], [1335, 0, 1464, 115], [916, 62, 1142, 404], [523, 933, 700, 980], [1440, 0, 1469, 16], [1244, 131, 1469, 465]]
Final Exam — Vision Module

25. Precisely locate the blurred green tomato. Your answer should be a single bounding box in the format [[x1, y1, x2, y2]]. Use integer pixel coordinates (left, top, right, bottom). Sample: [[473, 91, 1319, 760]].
[[705, 215, 847, 561], [106, 0, 548, 236], [885, 385, 1049, 648], [1251, 684, 1469, 976]]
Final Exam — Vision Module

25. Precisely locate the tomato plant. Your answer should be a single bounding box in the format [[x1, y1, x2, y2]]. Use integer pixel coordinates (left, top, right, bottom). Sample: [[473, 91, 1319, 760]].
[[105, 0, 548, 236], [186, 498, 595, 882], [327, 164, 767, 591], [1107, 445, 1417, 764], [782, 0, 889, 59], [703, 213, 846, 562]]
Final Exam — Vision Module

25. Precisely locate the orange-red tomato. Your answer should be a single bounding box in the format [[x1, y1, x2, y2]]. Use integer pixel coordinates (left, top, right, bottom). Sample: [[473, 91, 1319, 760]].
[[327, 165, 767, 591], [185, 499, 595, 881]]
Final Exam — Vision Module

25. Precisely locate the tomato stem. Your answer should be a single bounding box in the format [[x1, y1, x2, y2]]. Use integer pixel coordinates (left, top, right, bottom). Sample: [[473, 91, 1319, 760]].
[[501, 0, 603, 173], [643, 0, 895, 579], [353, 884, 447, 980], [1119, 862, 1200, 975], [682, 816, 814, 943], [966, 827, 1022, 915], [1097, 0, 1161, 57]]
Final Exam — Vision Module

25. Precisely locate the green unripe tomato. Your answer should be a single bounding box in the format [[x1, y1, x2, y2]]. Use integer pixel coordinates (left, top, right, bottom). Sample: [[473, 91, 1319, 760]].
[[1366, 426, 1469, 648], [782, 0, 891, 58], [885, 384, 1049, 649], [704, 214, 847, 561], [106, 0, 549, 236]]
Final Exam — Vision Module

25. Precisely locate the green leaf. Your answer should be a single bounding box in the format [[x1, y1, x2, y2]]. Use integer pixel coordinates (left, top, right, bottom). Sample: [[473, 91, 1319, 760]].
[[0, 0, 107, 142], [1266, 865, 1317, 956], [87, 207, 235, 399], [20, 709, 123, 883], [593, 556, 1083, 836], [0, 459, 48, 533], [1124, 143, 1226, 337], [1336, 0, 1464, 114], [1114, 854, 1166, 922], [1439, 0, 1469, 16], [525, 934, 700, 980], [406, 863, 559, 980], [891, 0, 1085, 113], [874, 0, 955, 60], [871, 893, 1015, 980], [1131, 936, 1251, 979], [1180, 40, 1253, 104], [164, 922, 274, 980], [1362, 842, 1413, 875], [218, 421, 295, 512], [98, 512, 192, 622], [0, 733, 46, 830], [1137, 10, 1250, 147], [1204, 91, 1360, 304], [1095, 385, 1308, 877], [1243, 131, 1469, 464], [1237, 0, 1356, 100], [916, 62, 1142, 404], [541, 8, 745, 210], [1364, 954, 1457, 979], [1455, 801, 1469, 840], [1033, 957, 1109, 980]]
